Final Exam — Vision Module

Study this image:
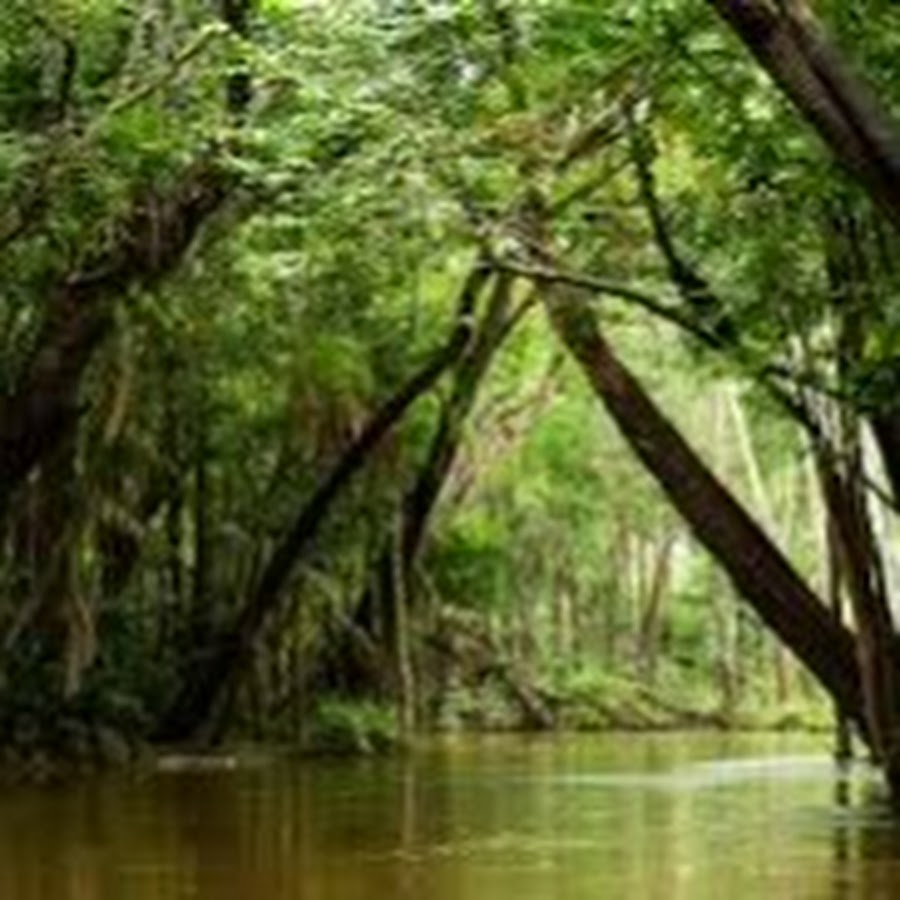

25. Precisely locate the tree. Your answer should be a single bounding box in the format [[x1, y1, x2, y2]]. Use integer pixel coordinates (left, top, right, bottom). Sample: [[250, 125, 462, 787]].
[[706, 0, 900, 228]]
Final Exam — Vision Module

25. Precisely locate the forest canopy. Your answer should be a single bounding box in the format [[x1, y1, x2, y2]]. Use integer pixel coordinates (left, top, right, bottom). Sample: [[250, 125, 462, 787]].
[[2, 0, 900, 796]]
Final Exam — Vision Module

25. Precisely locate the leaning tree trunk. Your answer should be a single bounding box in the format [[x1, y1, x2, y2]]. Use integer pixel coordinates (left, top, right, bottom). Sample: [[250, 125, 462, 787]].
[[515, 190, 866, 731], [156, 264, 492, 742], [395, 275, 518, 583], [706, 0, 900, 229], [345, 273, 519, 698], [544, 290, 866, 730]]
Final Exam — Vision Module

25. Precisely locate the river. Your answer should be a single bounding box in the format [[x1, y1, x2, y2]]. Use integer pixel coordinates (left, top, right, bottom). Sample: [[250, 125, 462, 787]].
[[0, 732, 897, 899]]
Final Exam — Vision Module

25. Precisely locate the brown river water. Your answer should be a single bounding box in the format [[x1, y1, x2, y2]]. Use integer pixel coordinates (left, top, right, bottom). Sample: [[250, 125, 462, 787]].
[[1, 732, 898, 899]]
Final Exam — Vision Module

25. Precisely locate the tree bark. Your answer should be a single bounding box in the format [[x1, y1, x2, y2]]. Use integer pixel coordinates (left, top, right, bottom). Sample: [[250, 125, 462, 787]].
[[0, 0, 252, 524], [726, 384, 796, 704], [549, 300, 865, 728], [636, 533, 676, 684], [819, 199, 900, 773], [818, 455, 895, 753], [871, 413, 900, 504], [518, 193, 867, 730], [0, 164, 229, 523], [355, 275, 518, 648], [391, 507, 416, 738], [706, 0, 900, 229], [156, 264, 491, 742], [827, 505, 853, 762]]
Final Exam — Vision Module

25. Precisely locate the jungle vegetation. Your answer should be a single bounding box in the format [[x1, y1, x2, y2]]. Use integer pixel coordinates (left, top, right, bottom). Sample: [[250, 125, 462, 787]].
[[3, 0, 900, 799]]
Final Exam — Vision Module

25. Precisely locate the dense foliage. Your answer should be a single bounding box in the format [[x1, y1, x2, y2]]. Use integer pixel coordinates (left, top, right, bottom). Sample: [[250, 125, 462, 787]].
[[2, 0, 900, 785]]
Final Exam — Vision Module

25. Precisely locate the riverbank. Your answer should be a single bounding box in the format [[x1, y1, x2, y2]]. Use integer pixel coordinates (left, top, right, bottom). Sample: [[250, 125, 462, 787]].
[[0, 664, 836, 779]]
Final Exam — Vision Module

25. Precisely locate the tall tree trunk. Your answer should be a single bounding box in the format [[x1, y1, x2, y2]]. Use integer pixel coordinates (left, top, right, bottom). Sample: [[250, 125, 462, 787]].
[[192, 390, 212, 643], [820, 200, 900, 783], [636, 533, 676, 685], [816, 434, 899, 783], [3, 433, 94, 697], [162, 361, 185, 640], [727, 385, 795, 704], [98, 466, 172, 600], [391, 509, 416, 738], [395, 275, 518, 578], [828, 500, 853, 762], [711, 570, 740, 720]]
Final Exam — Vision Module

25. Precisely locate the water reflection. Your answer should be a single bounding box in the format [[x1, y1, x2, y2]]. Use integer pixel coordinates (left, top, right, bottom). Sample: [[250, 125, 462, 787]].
[[1, 734, 900, 899], [825, 771, 900, 900]]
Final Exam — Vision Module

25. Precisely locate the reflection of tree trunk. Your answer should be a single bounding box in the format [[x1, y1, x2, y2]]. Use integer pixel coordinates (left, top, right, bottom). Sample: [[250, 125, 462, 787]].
[[399, 759, 418, 897]]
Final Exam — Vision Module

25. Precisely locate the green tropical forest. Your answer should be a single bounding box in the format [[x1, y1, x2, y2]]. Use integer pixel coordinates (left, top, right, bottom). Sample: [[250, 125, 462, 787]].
[[3, 0, 900, 896]]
